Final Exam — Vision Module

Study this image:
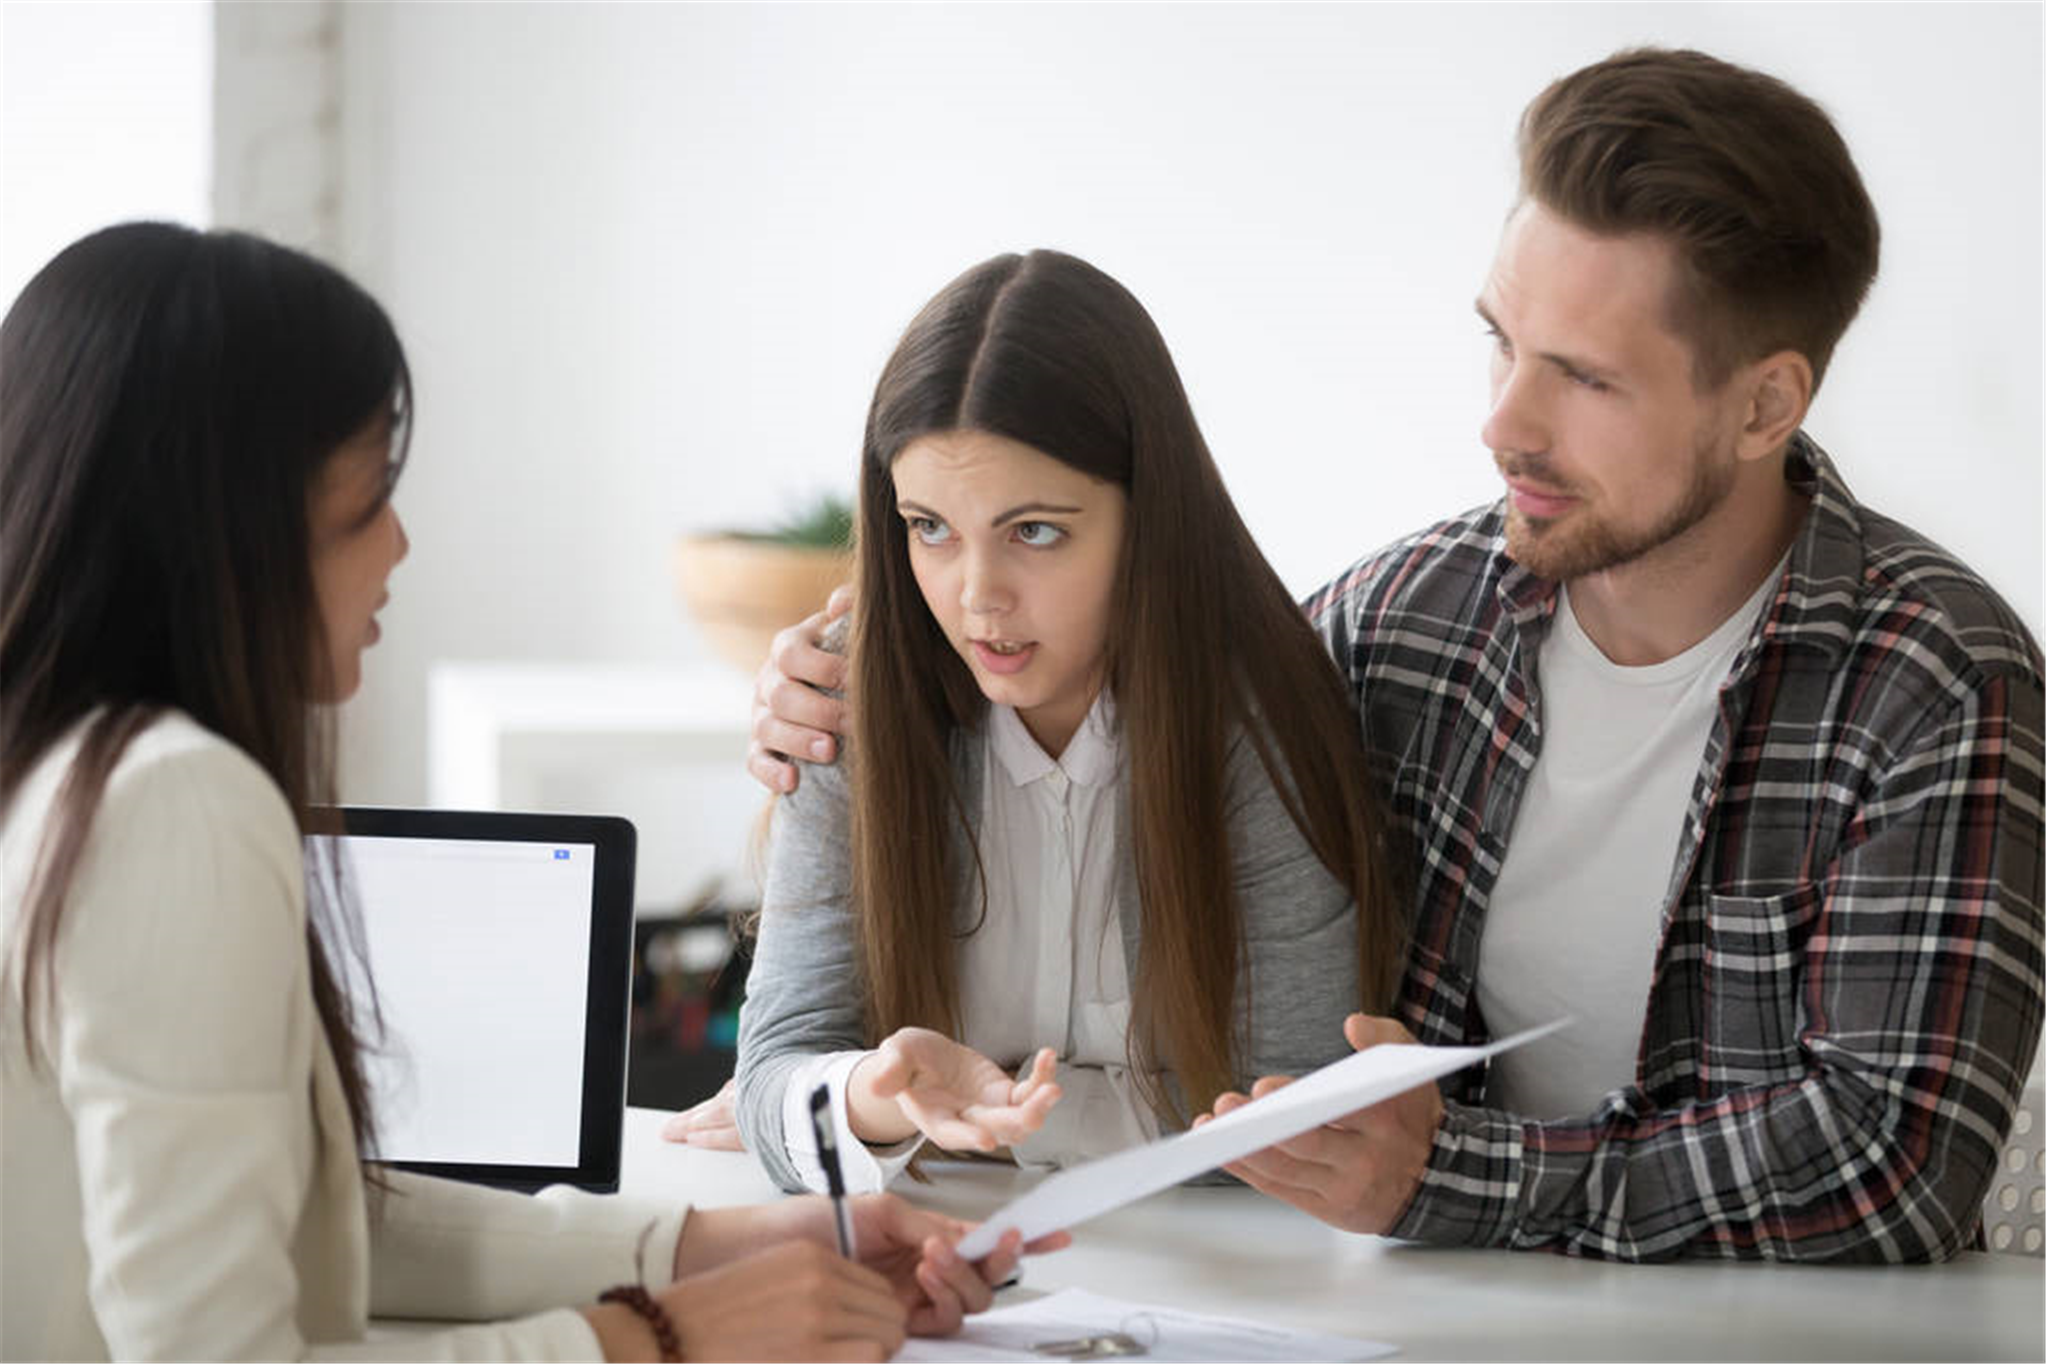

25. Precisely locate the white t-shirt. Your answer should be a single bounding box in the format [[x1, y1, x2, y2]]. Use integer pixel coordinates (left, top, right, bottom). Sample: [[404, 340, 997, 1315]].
[[780, 693, 1156, 1191], [1477, 560, 1786, 1119]]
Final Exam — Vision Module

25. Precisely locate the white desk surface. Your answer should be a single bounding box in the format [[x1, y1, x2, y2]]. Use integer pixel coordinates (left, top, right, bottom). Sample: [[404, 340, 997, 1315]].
[[618, 1108, 2045, 1362]]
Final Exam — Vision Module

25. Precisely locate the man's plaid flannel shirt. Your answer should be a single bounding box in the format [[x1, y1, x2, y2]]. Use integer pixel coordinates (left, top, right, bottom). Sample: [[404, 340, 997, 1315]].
[[1307, 434, 2044, 1262]]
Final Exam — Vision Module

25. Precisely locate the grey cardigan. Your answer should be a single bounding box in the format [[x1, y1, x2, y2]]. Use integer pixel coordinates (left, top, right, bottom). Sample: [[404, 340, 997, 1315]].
[[734, 717, 1363, 1193]]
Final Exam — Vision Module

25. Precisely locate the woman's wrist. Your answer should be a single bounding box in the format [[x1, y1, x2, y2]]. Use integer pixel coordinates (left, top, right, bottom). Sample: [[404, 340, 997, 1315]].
[[581, 1301, 661, 1363], [673, 1201, 834, 1280], [672, 1206, 760, 1280], [846, 1052, 918, 1145]]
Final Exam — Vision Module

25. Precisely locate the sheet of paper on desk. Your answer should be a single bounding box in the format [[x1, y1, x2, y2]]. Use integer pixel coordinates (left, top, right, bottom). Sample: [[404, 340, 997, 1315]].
[[896, 1288, 1394, 1363], [954, 1019, 1564, 1260]]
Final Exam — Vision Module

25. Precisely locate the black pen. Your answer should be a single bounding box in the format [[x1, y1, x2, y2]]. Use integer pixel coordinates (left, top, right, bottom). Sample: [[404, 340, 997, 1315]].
[[808, 1082, 858, 1259]]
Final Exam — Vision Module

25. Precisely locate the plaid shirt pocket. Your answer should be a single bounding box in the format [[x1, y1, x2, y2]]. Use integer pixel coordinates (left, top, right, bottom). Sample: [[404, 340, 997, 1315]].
[[1699, 886, 1823, 1091]]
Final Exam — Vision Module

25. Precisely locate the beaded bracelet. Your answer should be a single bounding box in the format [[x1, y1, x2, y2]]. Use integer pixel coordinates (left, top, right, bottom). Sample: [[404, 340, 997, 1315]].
[[601, 1220, 681, 1361], [598, 1283, 681, 1362]]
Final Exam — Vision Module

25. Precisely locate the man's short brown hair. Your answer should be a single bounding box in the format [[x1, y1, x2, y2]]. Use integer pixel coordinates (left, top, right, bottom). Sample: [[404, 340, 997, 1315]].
[[1519, 47, 1879, 391]]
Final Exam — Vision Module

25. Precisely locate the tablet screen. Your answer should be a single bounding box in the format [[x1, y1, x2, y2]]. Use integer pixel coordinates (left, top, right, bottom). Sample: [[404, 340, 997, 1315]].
[[309, 808, 636, 1191], [346, 834, 594, 1166]]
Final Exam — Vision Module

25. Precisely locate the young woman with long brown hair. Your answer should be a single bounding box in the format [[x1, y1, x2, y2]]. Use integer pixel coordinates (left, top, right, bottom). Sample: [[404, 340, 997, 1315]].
[[0, 222, 1043, 1362], [727, 250, 1405, 1192]]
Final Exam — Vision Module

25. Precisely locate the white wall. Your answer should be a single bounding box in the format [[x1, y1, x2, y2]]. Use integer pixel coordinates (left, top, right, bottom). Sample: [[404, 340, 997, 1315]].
[[212, 1, 341, 259], [0, 2, 211, 308], [326, 2, 2042, 814]]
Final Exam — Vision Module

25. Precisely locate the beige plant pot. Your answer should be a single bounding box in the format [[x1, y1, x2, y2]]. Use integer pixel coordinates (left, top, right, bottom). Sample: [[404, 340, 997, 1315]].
[[673, 535, 853, 675]]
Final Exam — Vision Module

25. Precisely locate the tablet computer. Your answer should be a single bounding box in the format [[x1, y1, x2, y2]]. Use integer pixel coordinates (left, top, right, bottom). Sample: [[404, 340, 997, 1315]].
[[307, 807, 636, 1192]]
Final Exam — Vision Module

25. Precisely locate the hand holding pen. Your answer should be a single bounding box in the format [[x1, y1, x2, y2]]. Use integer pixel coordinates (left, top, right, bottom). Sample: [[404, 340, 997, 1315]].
[[804, 1081, 1070, 1334]]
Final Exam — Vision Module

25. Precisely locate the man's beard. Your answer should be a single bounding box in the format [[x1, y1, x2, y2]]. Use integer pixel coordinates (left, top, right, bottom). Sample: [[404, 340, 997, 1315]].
[[1500, 430, 1736, 582]]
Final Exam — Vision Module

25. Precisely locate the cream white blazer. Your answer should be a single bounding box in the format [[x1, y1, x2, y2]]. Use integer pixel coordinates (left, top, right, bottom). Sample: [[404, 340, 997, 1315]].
[[1, 713, 686, 1360]]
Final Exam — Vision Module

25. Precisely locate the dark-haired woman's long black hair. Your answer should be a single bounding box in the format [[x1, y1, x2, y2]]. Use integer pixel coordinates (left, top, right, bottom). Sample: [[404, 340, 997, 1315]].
[[0, 222, 411, 1158]]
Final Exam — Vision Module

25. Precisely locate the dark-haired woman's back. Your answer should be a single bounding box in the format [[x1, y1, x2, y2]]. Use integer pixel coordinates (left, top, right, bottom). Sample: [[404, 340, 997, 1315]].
[[1, 712, 666, 1358]]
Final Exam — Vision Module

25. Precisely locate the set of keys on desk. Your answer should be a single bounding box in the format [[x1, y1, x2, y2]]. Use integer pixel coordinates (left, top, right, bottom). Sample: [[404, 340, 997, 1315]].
[[1030, 1332, 1147, 1358]]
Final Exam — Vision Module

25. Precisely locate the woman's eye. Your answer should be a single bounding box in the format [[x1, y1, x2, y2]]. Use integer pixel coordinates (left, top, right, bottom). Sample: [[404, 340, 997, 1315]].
[[907, 516, 953, 546], [1013, 522, 1065, 548]]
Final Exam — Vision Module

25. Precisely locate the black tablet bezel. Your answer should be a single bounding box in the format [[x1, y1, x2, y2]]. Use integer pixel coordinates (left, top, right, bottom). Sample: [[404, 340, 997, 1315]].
[[316, 806, 637, 1194]]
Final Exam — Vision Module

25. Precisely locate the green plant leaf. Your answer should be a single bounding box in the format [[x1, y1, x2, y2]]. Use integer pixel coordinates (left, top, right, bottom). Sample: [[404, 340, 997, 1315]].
[[728, 492, 855, 548]]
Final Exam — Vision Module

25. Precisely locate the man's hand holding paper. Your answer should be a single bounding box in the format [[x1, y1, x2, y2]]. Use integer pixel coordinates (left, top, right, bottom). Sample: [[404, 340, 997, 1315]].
[[953, 1021, 1562, 1259], [1199, 1014, 1445, 1235]]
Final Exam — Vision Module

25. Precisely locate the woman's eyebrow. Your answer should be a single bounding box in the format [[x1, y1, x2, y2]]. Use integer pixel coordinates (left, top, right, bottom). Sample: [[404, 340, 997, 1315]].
[[895, 499, 1085, 527], [990, 502, 1083, 527]]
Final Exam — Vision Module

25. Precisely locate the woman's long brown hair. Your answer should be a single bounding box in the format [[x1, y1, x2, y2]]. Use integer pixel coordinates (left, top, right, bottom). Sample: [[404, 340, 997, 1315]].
[[0, 224, 410, 1161], [849, 250, 1403, 1123]]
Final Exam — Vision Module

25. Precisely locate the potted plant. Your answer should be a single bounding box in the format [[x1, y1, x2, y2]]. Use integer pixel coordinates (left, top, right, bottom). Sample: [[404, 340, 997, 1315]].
[[673, 494, 855, 674]]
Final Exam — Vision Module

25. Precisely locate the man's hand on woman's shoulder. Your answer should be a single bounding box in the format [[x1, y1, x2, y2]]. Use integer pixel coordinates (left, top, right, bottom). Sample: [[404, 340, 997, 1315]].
[[747, 586, 856, 794]]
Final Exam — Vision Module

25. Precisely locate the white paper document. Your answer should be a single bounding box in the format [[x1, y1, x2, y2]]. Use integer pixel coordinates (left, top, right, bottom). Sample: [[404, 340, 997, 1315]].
[[896, 1287, 1394, 1363], [955, 1021, 1564, 1259]]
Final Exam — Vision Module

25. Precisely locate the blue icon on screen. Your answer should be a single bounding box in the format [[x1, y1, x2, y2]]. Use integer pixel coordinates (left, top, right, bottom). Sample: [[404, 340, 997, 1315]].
[[553, 849, 570, 860]]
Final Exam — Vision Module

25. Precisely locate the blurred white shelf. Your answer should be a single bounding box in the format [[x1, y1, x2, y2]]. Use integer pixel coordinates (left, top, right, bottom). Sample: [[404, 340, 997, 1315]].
[[427, 662, 763, 914], [429, 662, 754, 809]]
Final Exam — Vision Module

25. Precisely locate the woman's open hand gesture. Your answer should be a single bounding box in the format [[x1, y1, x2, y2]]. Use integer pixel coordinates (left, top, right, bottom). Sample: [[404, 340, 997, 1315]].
[[848, 1028, 1061, 1152]]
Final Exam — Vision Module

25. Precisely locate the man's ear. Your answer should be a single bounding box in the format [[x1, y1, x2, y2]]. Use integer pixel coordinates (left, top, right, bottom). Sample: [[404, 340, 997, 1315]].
[[1735, 350, 1814, 463]]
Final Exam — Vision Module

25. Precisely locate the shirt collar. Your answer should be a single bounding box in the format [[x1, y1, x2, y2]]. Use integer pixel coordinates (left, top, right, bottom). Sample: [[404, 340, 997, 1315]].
[[988, 691, 1121, 788], [1756, 432, 1868, 663]]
